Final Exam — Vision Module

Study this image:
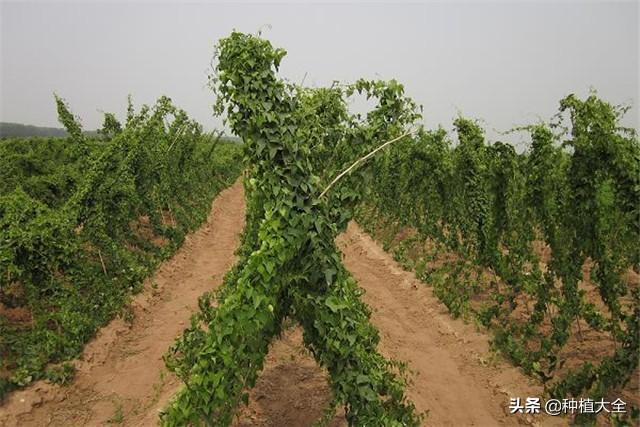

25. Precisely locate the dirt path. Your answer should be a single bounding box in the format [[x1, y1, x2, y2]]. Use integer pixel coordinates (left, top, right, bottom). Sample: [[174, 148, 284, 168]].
[[1, 182, 566, 426], [335, 223, 566, 427]]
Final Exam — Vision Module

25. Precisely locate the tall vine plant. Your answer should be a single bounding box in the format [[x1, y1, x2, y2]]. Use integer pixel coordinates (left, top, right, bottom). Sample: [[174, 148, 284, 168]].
[[162, 32, 422, 426]]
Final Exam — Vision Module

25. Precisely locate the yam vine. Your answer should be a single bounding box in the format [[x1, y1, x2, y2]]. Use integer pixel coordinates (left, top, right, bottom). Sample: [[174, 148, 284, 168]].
[[162, 32, 422, 426]]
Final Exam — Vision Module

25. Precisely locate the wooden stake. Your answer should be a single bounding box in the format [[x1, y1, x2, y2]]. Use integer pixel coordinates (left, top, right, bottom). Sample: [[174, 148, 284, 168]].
[[168, 205, 175, 226], [319, 130, 415, 198], [575, 317, 584, 342], [98, 249, 107, 275]]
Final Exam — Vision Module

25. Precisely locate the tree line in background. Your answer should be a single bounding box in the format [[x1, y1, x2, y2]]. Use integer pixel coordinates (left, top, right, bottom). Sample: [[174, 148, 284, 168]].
[[0, 122, 98, 139]]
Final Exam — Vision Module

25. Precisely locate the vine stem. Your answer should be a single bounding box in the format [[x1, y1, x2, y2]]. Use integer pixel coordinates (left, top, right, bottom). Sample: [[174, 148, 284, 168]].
[[319, 129, 415, 198]]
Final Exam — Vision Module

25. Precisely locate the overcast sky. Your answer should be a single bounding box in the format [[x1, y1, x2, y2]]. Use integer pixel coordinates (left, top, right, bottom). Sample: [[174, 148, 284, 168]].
[[1, 1, 638, 145]]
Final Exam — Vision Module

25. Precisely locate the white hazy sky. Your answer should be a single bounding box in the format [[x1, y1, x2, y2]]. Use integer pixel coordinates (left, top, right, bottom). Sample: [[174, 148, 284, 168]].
[[1, 1, 638, 145]]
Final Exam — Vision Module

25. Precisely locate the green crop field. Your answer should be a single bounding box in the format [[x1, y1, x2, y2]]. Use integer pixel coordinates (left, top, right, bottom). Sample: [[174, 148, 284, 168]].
[[1, 30, 638, 427]]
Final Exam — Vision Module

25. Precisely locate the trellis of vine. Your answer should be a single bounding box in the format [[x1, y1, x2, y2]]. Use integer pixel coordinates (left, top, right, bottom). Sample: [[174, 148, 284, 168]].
[[162, 32, 423, 426]]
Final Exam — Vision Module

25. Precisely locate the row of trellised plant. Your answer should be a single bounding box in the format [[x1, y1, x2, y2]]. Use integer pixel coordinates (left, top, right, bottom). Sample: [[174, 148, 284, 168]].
[[355, 94, 639, 423], [0, 96, 242, 398], [161, 32, 424, 426], [0, 136, 93, 208]]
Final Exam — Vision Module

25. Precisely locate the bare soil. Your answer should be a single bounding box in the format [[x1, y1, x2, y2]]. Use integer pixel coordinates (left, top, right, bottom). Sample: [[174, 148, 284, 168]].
[[1, 181, 571, 426]]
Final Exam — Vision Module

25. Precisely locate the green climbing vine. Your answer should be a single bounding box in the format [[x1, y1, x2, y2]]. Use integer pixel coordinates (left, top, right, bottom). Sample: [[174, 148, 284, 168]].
[[162, 31, 422, 426]]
